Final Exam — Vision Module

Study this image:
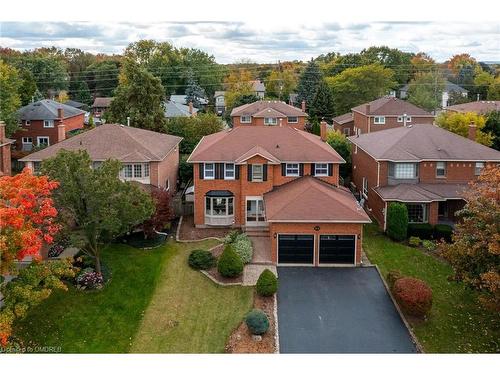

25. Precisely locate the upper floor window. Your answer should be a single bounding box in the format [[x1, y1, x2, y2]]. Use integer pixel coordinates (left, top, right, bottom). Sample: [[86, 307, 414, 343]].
[[264, 117, 278, 126], [43, 120, 54, 128], [436, 161, 446, 177], [287, 116, 298, 124], [475, 162, 485, 176], [120, 163, 149, 179], [285, 163, 299, 177], [343, 128, 350, 136], [225, 163, 235, 179], [240, 116, 251, 123], [373, 116, 385, 125], [37, 136, 49, 147], [315, 163, 329, 176], [204, 163, 215, 179], [389, 162, 418, 179], [252, 164, 263, 182]]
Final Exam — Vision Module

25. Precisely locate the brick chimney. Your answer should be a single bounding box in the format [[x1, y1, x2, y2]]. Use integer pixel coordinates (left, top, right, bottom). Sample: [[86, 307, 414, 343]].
[[188, 101, 193, 116], [320, 120, 328, 142], [58, 123, 66, 142], [468, 121, 476, 142], [365, 104, 370, 115], [0, 120, 5, 142], [57, 107, 64, 120], [301, 100, 306, 112]]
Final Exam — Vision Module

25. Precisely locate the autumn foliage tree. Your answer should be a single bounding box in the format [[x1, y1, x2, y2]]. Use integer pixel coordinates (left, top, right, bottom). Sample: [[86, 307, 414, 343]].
[[440, 165, 500, 310], [142, 187, 175, 238]]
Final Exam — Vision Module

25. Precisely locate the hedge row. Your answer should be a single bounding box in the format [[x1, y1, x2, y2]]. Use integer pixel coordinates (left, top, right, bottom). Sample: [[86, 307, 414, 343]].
[[408, 223, 453, 242]]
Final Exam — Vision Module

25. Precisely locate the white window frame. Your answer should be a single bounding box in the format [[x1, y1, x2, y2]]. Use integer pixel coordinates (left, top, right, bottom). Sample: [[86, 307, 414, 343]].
[[373, 116, 386, 125], [204, 163, 215, 180], [475, 162, 485, 176], [144, 163, 150, 177], [314, 163, 329, 176], [37, 136, 50, 147], [287, 116, 298, 124], [133, 164, 142, 178], [240, 116, 251, 124], [252, 164, 264, 182], [362, 177, 368, 198], [122, 164, 133, 178], [436, 161, 446, 177], [224, 163, 235, 180], [390, 162, 418, 179], [264, 117, 278, 126], [22, 137, 33, 144], [205, 196, 234, 217], [43, 120, 54, 128], [285, 163, 299, 177], [165, 178, 170, 191]]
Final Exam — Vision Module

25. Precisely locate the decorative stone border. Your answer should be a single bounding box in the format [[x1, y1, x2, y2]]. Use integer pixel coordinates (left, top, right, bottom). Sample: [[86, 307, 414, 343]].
[[372, 264, 425, 353], [273, 293, 280, 354], [175, 216, 224, 243]]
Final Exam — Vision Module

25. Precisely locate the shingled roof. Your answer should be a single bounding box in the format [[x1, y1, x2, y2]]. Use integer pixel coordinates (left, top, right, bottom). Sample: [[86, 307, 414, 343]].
[[230, 100, 306, 118], [20, 124, 182, 162], [351, 96, 433, 117], [374, 183, 467, 202], [187, 126, 344, 163], [446, 101, 500, 115], [17, 99, 85, 121], [332, 112, 353, 124], [92, 97, 113, 108], [348, 124, 500, 162]]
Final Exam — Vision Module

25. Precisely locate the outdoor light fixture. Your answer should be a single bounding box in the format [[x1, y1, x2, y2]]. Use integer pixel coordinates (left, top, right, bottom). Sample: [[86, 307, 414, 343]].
[[273, 233, 277, 238], [314, 226, 320, 231]]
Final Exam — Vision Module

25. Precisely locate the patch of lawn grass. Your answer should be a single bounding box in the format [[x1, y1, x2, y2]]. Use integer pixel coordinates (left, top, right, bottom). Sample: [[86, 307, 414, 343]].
[[363, 224, 499, 353], [131, 240, 253, 353]]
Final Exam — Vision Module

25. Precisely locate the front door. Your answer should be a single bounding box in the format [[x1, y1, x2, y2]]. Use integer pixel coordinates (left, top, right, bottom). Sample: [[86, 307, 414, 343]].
[[246, 198, 266, 226]]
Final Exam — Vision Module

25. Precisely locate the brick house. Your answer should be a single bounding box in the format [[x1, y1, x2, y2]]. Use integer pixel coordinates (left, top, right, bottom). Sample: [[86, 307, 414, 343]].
[[349, 124, 500, 230], [351, 96, 434, 135], [91, 97, 113, 118], [187, 125, 371, 266], [13, 99, 85, 151], [0, 121, 15, 176], [230, 100, 308, 130], [445, 100, 500, 115], [20, 124, 182, 193], [332, 112, 354, 136]]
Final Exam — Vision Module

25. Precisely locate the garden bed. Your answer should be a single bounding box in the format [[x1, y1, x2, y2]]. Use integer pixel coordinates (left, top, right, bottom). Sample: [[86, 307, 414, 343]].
[[177, 215, 233, 241], [225, 292, 276, 353]]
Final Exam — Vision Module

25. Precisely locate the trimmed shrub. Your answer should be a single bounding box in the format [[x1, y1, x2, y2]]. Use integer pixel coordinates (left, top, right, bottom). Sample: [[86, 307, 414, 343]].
[[422, 239, 436, 251], [386, 269, 403, 289], [408, 236, 421, 247], [386, 203, 408, 241], [223, 230, 241, 245], [433, 224, 453, 242], [393, 277, 433, 318], [217, 245, 244, 278], [408, 223, 434, 240], [245, 309, 270, 335], [256, 269, 278, 296], [75, 268, 104, 290], [188, 249, 216, 270], [232, 235, 253, 264]]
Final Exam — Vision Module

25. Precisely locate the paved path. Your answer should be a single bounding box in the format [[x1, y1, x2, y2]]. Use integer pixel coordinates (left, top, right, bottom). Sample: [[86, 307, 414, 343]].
[[242, 264, 277, 286], [277, 267, 417, 353]]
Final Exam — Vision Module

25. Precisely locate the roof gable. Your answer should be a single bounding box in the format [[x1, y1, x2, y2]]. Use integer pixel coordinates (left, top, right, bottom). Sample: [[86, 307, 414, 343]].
[[18, 99, 85, 120], [230, 100, 306, 117], [351, 96, 433, 116]]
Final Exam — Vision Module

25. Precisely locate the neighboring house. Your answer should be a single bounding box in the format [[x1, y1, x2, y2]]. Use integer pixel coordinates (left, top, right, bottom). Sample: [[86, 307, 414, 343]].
[[91, 97, 113, 117], [0, 121, 15, 176], [230, 100, 308, 129], [170, 95, 209, 107], [14, 99, 85, 152], [446, 100, 500, 115], [214, 91, 226, 115], [20, 123, 182, 193], [352, 96, 434, 135], [187, 124, 371, 266], [64, 100, 87, 110], [251, 80, 266, 98], [349, 124, 500, 230], [400, 80, 468, 109], [164, 100, 198, 119], [332, 112, 354, 136]]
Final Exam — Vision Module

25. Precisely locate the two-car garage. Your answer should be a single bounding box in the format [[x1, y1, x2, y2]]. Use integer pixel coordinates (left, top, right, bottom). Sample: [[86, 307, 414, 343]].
[[277, 233, 356, 266]]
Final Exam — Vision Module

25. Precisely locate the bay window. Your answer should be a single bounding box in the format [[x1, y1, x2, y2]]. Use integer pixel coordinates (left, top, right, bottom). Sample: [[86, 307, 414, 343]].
[[205, 197, 234, 217]]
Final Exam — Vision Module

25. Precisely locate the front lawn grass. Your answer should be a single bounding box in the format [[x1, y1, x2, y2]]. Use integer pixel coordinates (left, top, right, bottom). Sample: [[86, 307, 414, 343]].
[[363, 224, 499, 353]]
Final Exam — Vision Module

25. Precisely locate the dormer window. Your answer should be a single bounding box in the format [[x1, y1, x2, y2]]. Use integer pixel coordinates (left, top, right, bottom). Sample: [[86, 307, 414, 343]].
[[240, 116, 251, 123], [43, 120, 54, 128], [264, 117, 278, 126]]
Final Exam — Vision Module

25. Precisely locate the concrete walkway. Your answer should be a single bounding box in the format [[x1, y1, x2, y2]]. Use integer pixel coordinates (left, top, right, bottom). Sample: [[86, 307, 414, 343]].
[[242, 264, 277, 286], [249, 236, 273, 264]]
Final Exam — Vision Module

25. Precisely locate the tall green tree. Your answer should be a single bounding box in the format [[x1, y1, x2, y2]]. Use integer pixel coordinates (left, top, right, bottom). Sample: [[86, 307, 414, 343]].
[[106, 60, 166, 131], [0, 60, 21, 136], [326, 130, 351, 180], [84, 60, 120, 97], [326, 64, 396, 115], [487, 77, 500, 100], [41, 150, 154, 273], [184, 68, 205, 108], [360, 46, 414, 85], [265, 67, 297, 100], [72, 80, 92, 105], [309, 80, 335, 120], [484, 111, 500, 151], [18, 69, 38, 105], [15, 55, 69, 95], [407, 71, 446, 112], [296, 59, 323, 109]]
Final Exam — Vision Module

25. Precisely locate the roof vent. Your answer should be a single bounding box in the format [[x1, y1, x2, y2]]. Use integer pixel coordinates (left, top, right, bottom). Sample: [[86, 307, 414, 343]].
[[276, 144, 280, 148]]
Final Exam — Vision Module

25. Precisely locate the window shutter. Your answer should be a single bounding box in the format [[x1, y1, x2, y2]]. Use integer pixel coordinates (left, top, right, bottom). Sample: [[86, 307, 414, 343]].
[[299, 163, 304, 176], [263, 164, 268, 181], [215, 163, 224, 179], [235, 165, 240, 180], [281, 163, 286, 176], [199, 163, 204, 179], [247, 164, 253, 181], [328, 163, 333, 176], [311, 163, 315, 176]]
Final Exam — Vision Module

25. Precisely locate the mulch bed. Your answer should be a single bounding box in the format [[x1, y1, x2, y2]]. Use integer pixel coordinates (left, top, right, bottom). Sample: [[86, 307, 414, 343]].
[[178, 215, 233, 241], [225, 292, 276, 353]]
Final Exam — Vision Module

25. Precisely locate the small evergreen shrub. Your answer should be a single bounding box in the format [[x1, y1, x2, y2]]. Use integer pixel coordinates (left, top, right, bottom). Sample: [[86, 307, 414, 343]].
[[386, 203, 408, 241], [188, 249, 216, 270], [408, 236, 421, 247], [217, 245, 244, 278], [245, 309, 270, 335], [422, 239, 436, 251], [256, 269, 278, 296], [386, 269, 403, 289], [393, 277, 433, 318], [433, 224, 453, 242], [223, 230, 240, 245], [408, 223, 434, 240]]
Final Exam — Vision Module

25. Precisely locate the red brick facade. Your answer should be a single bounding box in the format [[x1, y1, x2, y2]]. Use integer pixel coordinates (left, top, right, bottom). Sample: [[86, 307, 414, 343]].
[[353, 111, 434, 134], [0, 123, 12, 176], [232, 115, 306, 130], [333, 119, 354, 136], [150, 147, 180, 193]]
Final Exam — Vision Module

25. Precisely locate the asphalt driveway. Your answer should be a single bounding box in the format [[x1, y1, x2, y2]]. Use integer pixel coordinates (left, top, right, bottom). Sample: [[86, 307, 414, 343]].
[[277, 267, 417, 353]]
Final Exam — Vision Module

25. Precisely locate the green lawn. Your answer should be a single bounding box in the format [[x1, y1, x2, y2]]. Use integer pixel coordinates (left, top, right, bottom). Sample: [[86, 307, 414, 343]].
[[14, 239, 253, 353], [363, 224, 499, 353]]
